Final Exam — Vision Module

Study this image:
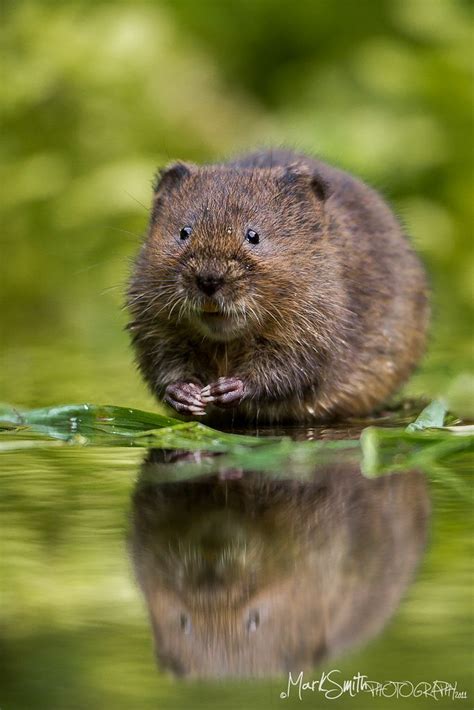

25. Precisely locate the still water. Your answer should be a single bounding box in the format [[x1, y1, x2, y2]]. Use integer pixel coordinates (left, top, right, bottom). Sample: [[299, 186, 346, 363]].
[[1, 435, 472, 709]]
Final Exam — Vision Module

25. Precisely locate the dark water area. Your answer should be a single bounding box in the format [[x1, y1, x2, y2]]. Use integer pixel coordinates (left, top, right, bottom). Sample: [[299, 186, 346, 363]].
[[1, 432, 472, 710]]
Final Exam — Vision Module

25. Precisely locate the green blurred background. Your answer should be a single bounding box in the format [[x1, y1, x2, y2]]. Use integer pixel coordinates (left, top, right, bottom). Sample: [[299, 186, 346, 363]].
[[1, 0, 473, 414]]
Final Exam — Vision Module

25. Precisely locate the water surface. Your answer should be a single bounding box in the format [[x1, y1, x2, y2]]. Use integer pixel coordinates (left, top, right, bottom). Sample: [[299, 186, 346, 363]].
[[1, 434, 472, 709]]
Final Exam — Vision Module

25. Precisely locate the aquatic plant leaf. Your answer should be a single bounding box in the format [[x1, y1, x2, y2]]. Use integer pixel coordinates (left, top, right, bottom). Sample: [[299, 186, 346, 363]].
[[0, 404, 278, 451], [1, 403, 471, 492], [406, 400, 447, 432]]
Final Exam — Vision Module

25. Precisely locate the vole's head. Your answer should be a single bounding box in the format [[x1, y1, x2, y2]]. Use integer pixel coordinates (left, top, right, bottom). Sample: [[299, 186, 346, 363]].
[[131, 161, 331, 341]]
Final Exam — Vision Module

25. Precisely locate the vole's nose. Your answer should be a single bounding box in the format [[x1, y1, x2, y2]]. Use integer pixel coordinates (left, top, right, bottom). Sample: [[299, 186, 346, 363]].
[[196, 273, 224, 296]]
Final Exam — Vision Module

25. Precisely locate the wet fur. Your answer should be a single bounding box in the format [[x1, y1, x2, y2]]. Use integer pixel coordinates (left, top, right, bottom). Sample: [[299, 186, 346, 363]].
[[127, 150, 429, 422]]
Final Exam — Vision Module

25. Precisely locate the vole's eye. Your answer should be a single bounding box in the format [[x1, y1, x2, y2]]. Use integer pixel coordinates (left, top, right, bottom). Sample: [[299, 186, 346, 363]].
[[246, 228, 259, 245], [179, 226, 192, 240]]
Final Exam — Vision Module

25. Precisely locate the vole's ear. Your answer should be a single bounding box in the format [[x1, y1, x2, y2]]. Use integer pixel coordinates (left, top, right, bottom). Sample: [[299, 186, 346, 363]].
[[309, 172, 332, 202], [278, 164, 332, 202], [153, 161, 196, 194]]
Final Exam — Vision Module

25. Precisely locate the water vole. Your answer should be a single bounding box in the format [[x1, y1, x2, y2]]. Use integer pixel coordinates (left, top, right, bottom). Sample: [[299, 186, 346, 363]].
[[127, 150, 429, 422]]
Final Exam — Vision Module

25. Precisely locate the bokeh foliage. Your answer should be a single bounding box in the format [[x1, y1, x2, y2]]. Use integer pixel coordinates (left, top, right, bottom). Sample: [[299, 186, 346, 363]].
[[1, 0, 473, 411]]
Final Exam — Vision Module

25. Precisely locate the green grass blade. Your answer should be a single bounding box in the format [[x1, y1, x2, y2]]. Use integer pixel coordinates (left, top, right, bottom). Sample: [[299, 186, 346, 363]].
[[0, 404, 279, 450]]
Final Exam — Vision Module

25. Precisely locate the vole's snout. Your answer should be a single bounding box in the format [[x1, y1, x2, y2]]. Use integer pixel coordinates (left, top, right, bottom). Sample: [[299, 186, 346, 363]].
[[195, 272, 225, 297]]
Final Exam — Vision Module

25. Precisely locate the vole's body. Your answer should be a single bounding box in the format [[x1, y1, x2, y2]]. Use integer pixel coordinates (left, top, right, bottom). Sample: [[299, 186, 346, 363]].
[[128, 150, 429, 422]]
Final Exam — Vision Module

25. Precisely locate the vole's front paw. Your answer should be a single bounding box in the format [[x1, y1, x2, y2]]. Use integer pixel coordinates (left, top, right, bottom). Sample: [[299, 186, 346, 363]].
[[164, 382, 206, 416], [201, 377, 245, 409]]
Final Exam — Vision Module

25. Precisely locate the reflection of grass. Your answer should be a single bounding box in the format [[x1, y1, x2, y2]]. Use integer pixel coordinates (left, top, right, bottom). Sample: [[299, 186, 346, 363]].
[[362, 400, 473, 486], [0, 401, 472, 484], [360, 426, 473, 496]]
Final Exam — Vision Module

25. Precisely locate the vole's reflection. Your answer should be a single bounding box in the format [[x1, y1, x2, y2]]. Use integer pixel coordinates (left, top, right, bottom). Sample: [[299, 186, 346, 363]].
[[130, 450, 430, 678]]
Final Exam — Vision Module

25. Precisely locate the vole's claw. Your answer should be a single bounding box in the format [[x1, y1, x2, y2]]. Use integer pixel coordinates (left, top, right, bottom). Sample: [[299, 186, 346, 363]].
[[164, 382, 206, 416], [201, 377, 244, 408], [200, 385, 212, 399]]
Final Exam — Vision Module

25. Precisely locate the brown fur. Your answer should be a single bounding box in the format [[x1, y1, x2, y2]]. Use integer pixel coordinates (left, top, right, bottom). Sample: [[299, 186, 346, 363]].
[[127, 150, 429, 422], [130, 455, 430, 677]]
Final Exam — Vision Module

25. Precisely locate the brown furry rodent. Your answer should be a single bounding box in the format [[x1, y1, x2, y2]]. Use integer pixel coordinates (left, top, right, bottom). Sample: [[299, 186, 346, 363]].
[[127, 150, 429, 422]]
